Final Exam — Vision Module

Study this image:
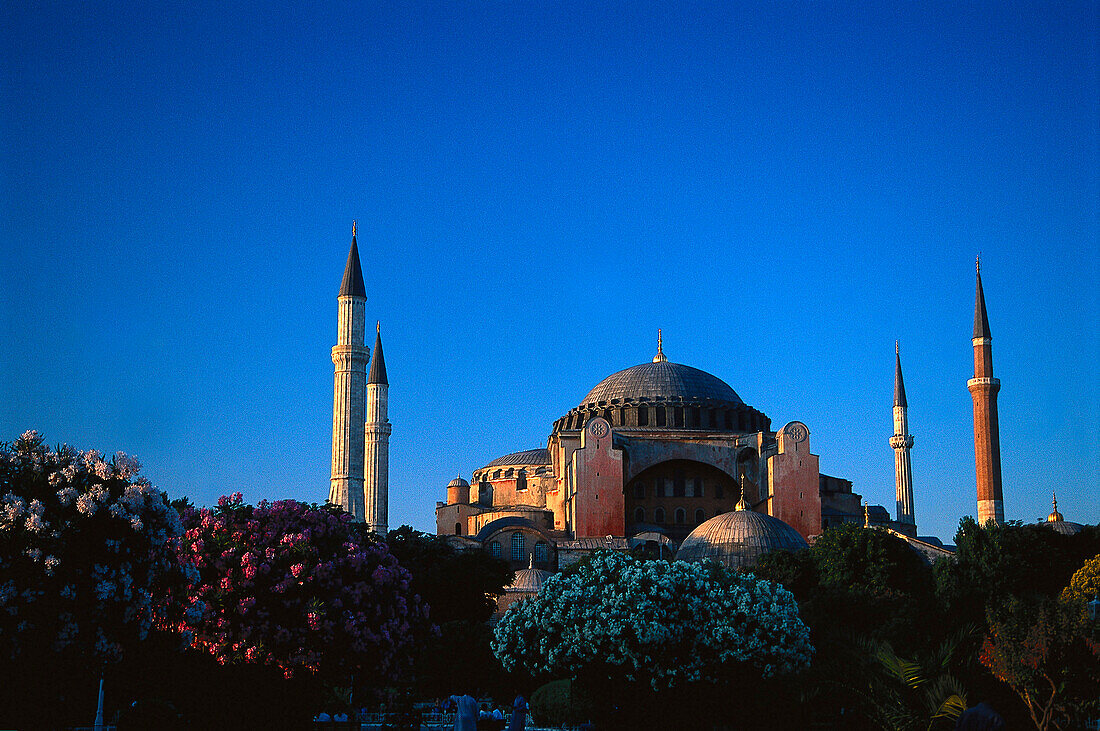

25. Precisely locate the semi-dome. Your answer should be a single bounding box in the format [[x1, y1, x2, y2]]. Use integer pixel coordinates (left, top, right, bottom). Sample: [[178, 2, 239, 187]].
[[581, 361, 743, 407], [676, 506, 808, 570]]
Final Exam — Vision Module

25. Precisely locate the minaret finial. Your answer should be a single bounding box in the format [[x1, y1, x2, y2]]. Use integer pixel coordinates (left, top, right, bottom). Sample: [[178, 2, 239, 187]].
[[353, 220, 357, 238], [976, 254, 980, 274], [653, 329, 668, 363], [377, 320, 380, 334], [895, 340, 899, 355]]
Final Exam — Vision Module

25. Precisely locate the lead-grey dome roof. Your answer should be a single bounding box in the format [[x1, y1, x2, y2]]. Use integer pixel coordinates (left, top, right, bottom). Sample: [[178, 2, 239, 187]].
[[483, 448, 551, 469], [676, 509, 808, 570], [581, 361, 743, 407], [506, 566, 552, 594]]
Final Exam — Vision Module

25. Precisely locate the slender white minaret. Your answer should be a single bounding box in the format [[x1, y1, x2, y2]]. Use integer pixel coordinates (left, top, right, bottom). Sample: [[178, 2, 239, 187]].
[[364, 321, 390, 534], [890, 342, 916, 536], [330, 222, 369, 520]]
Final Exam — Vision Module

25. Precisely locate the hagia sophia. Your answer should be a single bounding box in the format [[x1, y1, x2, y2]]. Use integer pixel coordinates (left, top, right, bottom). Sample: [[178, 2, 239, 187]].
[[325, 226, 1082, 603]]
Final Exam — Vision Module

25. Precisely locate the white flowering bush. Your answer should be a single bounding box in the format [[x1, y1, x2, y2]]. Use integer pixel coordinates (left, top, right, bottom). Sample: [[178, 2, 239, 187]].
[[0, 431, 195, 663], [492, 551, 813, 688]]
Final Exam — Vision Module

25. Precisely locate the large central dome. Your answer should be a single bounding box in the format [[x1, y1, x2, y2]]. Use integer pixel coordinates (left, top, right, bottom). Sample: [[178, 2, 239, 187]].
[[581, 361, 743, 407]]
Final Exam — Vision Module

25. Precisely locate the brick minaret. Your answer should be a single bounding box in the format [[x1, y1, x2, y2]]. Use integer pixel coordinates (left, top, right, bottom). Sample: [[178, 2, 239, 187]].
[[967, 258, 1004, 525], [364, 322, 390, 534], [890, 342, 916, 536], [330, 223, 369, 521]]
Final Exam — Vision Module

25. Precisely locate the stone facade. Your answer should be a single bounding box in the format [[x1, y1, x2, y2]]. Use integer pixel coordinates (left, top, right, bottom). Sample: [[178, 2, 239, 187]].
[[434, 342, 873, 564]]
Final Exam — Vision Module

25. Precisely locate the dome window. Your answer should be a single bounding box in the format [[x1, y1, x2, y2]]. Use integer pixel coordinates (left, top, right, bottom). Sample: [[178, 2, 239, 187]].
[[637, 407, 649, 426], [694, 509, 705, 525], [675, 508, 686, 525], [488, 541, 502, 559], [654, 507, 665, 524]]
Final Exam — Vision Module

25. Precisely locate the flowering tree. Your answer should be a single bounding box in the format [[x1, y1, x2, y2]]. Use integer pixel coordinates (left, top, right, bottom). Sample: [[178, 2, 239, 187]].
[[177, 494, 429, 682], [492, 551, 813, 688], [0, 431, 194, 663]]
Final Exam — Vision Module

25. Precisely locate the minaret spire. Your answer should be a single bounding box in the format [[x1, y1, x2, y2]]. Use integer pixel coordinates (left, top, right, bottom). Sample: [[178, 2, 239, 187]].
[[364, 319, 391, 533], [330, 224, 370, 520], [653, 329, 668, 363], [968, 260, 1004, 525], [890, 342, 916, 536]]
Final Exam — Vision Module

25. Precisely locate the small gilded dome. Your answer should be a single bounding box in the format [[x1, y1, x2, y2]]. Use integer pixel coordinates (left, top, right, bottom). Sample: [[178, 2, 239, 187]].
[[1046, 492, 1064, 523], [676, 508, 808, 570]]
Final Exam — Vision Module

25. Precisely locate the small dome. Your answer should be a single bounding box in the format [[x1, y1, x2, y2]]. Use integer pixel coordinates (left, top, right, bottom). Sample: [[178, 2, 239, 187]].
[[1047, 509, 1064, 523], [1043, 520, 1084, 536], [581, 361, 743, 407], [506, 565, 552, 594], [676, 509, 808, 570], [447, 476, 469, 488]]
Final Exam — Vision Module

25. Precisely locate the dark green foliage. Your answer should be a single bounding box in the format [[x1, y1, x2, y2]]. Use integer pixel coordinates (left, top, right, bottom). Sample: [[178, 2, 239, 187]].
[[529, 679, 593, 727], [384, 526, 517, 699], [935, 518, 1100, 630], [385, 526, 512, 625]]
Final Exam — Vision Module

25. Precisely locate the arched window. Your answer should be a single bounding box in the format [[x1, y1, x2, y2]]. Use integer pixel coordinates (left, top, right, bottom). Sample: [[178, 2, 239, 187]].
[[633, 482, 645, 499], [675, 508, 686, 524], [511, 532, 525, 562], [656, 407, 666, 427], [638, 407, 649, 426], [505, 468, 514, 478], [694, 509, 705, 525], [693, 477, 703, 497], [489, 541, 502, 559], [534, 541, 549, 564], [634, 507, 645, 524], [654, 507, 665, 524], [516, 469, 527, 491], [673, 469, 685, 497], [714, 481, 724, 499], [673, 407, 684, 427], [454, 522, 462, 535]]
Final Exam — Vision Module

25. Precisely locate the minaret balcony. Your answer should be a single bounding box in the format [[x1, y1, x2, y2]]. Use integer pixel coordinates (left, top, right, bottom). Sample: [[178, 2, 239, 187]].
[[967, 377, 1000, 393], [890, 435, 913, 449]]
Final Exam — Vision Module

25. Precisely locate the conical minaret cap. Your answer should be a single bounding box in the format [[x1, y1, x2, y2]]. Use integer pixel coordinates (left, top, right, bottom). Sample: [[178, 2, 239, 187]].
[[368, 321, 388, 385], [339, 223, 367, 298], [894, 342, 908, 408], [973, 258, 991, 339]]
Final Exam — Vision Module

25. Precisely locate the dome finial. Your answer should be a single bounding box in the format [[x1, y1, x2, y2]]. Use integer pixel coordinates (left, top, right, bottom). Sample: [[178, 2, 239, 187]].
[[528, 554, 534, 570], [1047, 491, 1064, 522], [735, 473, 748, 511], [653, 329, 668, 363]]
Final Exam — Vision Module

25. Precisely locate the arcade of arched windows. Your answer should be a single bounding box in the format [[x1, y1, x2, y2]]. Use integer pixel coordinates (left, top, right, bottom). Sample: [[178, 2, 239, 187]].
[[625, 459, 756, 540], [554, 403, 770, 433]]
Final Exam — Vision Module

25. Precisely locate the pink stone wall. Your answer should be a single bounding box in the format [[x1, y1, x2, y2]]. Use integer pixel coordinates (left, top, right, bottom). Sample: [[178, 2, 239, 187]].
[[571, 418, 625, 538], [767, 422, 822, 541]]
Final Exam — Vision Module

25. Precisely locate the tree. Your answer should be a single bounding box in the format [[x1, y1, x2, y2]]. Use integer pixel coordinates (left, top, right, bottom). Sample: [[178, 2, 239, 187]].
[[385, 526, 514, 698], [0, 431, 195, 728], [178, 495, 429, 684], [980, 594, 1100, 730], [492, 551, 812, 726], [494, 551, 812, 685], [936, 518, 1100, 630], [1060, 553, 1100, 604]]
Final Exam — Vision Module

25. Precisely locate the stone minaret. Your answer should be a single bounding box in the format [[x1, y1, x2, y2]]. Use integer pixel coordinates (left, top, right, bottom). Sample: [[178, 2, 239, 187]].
[[968, 258, 1004, 525], [890, 342, 916, 536], [364, 321, 390, 534], [330, 223, 369, 521]]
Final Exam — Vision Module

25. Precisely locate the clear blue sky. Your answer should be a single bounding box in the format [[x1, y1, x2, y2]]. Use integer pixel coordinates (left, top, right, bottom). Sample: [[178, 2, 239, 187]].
[[2, 1, 1097, 541]]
